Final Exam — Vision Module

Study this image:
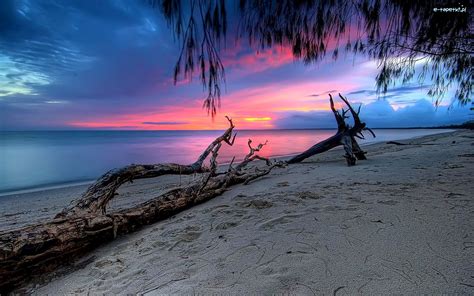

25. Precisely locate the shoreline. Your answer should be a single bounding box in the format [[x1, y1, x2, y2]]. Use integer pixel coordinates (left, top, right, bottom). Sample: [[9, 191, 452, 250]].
[[19, 128, 472, 294], [0, 128, 457, 198], [0, 180, 96, 198]]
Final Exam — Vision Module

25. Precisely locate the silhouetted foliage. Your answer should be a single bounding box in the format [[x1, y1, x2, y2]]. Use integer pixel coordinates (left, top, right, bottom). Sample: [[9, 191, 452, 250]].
[[151, 0, 473, 115], [149, 0, 227, 116]]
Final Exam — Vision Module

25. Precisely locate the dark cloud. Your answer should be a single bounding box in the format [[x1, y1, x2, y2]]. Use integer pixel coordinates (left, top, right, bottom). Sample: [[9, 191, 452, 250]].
[[307, 90, 338, 97], [348, 84, 429, 97], [275, 99, 471, 129], [346, 89, 367, 95], [0, 0, 179, 103], [346, 84, 434, 108], [274, 111, 339, 129]]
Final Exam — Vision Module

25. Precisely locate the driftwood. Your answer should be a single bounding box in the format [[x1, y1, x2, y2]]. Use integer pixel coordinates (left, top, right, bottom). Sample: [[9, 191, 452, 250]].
[[387, 141, 408, 145], [386, 141, 437, 146], [0, 117, 285, 293], [288, 94, 375, 165], [0, 94, 373, 293]]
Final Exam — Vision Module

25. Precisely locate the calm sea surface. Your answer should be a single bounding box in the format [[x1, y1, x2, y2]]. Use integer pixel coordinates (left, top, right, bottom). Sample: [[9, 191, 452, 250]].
[[0, 129, 452, 194]]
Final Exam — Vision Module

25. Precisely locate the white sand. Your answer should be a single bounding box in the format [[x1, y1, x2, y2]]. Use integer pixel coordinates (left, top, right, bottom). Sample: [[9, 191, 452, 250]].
[[6, 130, 473, 294]]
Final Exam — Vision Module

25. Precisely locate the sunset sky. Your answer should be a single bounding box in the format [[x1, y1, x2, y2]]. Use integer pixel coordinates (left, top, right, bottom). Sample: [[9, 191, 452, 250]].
[[0, 0, 471, 131]]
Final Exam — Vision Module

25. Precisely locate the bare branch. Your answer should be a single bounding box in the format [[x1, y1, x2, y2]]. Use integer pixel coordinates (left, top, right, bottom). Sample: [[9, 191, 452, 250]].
[[289, 94, 375, 165]]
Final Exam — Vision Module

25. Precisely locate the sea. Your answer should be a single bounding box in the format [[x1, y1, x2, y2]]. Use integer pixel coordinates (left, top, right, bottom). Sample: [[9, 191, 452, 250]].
[[0, 129, 452, 195]]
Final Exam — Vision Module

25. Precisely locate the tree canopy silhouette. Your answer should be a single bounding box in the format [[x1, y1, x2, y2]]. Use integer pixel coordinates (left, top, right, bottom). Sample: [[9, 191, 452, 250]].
[[151, 0, 472, 116]]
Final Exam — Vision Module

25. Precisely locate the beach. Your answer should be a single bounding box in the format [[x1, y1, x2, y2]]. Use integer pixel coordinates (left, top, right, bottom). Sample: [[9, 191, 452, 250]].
[[5, 129, 474, 294]]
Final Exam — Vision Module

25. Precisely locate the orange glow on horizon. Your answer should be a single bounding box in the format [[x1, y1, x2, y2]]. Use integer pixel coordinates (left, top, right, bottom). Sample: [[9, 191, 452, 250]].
[[244, 117, 272, 122]]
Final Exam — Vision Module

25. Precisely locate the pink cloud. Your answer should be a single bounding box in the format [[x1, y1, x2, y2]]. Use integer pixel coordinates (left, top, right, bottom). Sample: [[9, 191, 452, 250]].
[[68, 76, 358, 130], [222, 42, 295, 76]]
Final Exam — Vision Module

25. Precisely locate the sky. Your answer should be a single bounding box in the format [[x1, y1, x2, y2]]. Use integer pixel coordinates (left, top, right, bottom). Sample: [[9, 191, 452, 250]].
[[0, 0, 471, 131]]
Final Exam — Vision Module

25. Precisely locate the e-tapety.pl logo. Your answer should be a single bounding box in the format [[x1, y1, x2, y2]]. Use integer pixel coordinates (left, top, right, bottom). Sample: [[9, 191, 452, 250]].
[[433, 4, 467, 13]]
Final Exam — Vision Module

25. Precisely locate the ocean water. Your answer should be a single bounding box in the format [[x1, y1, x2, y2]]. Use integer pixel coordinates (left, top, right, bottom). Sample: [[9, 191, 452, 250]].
[[0, 129, 452, 194]]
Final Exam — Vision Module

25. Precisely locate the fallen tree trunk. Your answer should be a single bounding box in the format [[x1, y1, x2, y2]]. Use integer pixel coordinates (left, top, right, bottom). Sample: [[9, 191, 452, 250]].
[[0, 95, 373, 292], [288, 94, 375, 165], [56, 117, 238, 218], [0, 117, 284, 293]]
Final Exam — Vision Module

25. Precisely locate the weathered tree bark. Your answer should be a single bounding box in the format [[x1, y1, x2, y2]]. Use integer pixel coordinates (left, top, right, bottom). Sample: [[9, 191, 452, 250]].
[[0, 95, 372, 292], [287, 94, 375, 165], [0, 117, 284, 293], [56, 117, 237, 218]]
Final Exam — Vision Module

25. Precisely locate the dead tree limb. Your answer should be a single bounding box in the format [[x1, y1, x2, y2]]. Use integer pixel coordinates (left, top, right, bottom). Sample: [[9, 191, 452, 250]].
[[0, 117, 283, 294], [287, 93, 375, 166], [56, 116, 236, 218]]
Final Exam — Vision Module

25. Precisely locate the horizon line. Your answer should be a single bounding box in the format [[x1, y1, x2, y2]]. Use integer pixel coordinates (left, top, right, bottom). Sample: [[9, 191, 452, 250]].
[[0, 126, 460, 132]]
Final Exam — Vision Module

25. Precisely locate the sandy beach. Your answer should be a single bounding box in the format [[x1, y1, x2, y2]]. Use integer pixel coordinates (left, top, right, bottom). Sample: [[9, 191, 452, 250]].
[[4, 130, 473, 294]]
